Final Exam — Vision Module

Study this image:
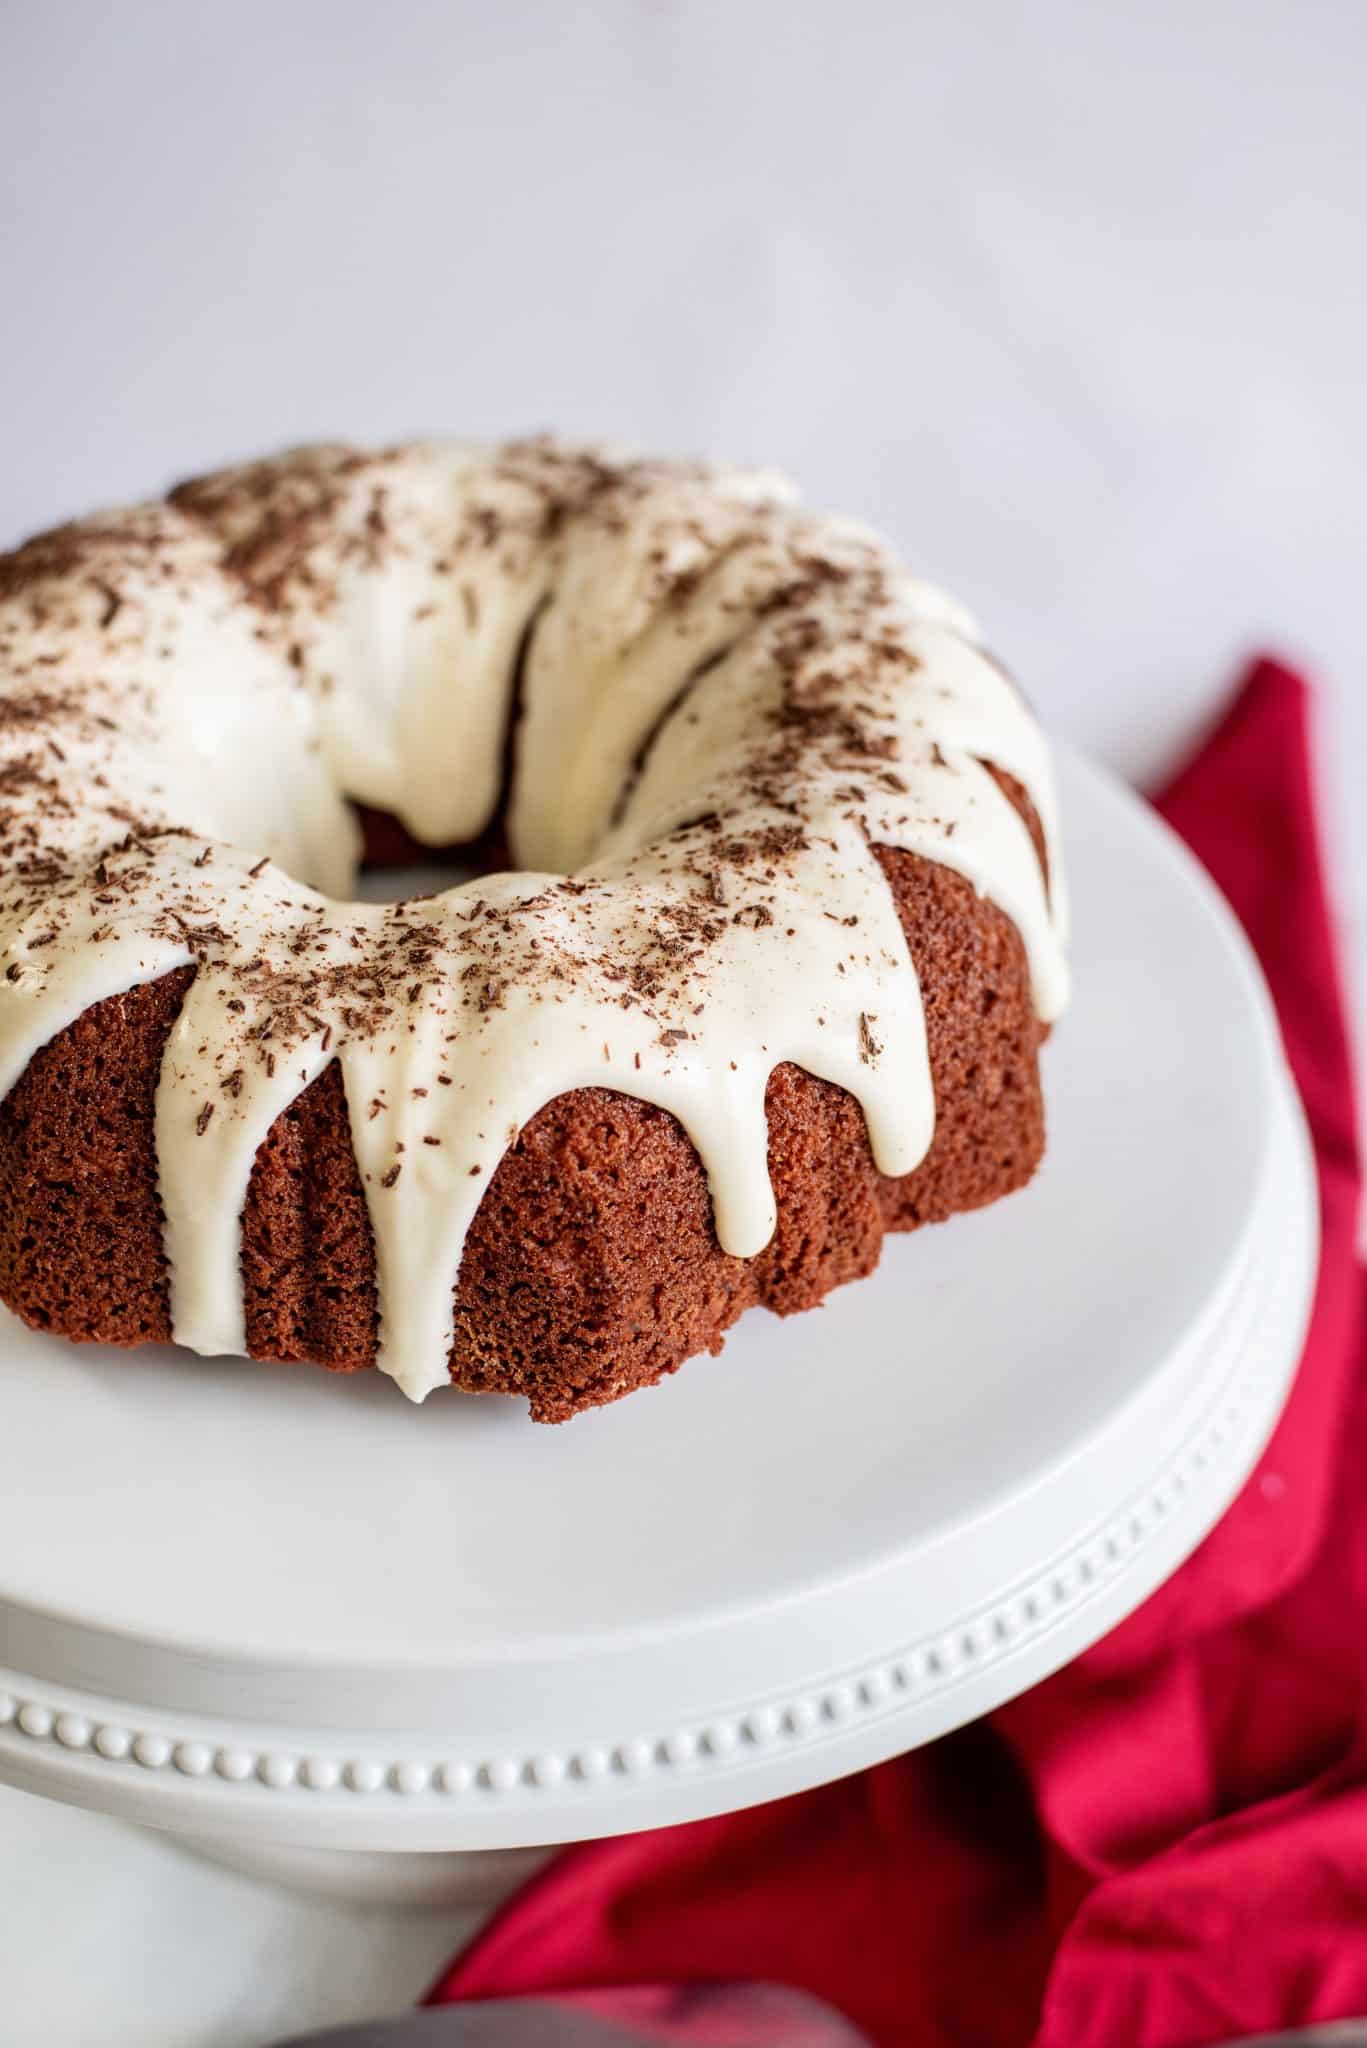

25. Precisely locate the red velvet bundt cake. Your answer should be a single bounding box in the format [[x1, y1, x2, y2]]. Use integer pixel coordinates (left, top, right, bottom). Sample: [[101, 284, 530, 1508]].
[[0, 438, 1068, 1419]]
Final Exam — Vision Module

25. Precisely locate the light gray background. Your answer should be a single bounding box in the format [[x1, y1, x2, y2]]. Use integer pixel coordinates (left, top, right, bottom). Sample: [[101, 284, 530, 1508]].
[[2, 2, 1364, 2042]]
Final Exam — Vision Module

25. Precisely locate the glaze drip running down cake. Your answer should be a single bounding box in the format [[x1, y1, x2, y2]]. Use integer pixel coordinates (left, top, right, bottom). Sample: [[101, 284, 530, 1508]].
[[0, 439, 1068, 1418]]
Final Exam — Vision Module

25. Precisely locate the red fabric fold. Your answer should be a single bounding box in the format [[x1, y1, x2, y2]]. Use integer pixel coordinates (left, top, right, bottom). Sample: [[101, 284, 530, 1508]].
[[431, 660, 1365, 2048]]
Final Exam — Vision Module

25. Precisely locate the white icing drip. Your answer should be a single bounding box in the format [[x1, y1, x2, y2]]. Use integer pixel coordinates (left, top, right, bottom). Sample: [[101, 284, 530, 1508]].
[[0, 438, 1068, 1402]]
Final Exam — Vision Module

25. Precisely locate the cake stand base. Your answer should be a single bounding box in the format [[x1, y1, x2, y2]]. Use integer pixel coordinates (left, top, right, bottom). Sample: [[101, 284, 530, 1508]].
[[168, 1831, 552, 1907]]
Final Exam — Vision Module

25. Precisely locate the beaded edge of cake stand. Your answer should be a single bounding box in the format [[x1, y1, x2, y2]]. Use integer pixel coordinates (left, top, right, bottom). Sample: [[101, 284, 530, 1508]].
[[0, 1339, 1268, 1805]]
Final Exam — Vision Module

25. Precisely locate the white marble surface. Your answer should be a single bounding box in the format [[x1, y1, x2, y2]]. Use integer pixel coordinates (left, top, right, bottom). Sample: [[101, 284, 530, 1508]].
[[0, 1789, 492, 2046], [1, 1, 1363, 2041]]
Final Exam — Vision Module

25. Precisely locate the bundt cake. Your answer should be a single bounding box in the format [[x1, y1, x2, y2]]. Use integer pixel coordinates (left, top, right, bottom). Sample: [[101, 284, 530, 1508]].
[[0, 438, 1068, 1420]]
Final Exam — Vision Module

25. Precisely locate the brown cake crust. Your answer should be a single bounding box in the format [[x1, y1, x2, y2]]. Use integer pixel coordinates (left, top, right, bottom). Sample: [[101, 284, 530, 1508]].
[[0, 779, 1048, 1419]]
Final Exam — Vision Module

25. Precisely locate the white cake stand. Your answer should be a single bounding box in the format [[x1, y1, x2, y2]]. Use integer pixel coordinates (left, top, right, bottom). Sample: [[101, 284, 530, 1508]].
[[0, 753, 1317, 1905]]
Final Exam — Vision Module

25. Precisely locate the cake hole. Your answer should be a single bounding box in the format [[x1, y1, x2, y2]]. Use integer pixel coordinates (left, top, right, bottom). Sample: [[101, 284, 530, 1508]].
[[348, 802, 504, 906]]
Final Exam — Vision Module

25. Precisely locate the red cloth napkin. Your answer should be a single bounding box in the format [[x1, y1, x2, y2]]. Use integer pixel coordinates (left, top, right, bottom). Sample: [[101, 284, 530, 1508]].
[[430, 660, 1366, 2048]]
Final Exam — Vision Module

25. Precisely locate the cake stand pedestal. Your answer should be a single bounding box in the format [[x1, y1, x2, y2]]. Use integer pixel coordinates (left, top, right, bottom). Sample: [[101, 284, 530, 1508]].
[[0, 755, 1318, 1902]]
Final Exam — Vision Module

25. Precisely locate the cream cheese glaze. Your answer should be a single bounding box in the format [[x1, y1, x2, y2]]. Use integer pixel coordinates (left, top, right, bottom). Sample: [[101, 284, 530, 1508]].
[[0, 438, 1068, 1401]]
